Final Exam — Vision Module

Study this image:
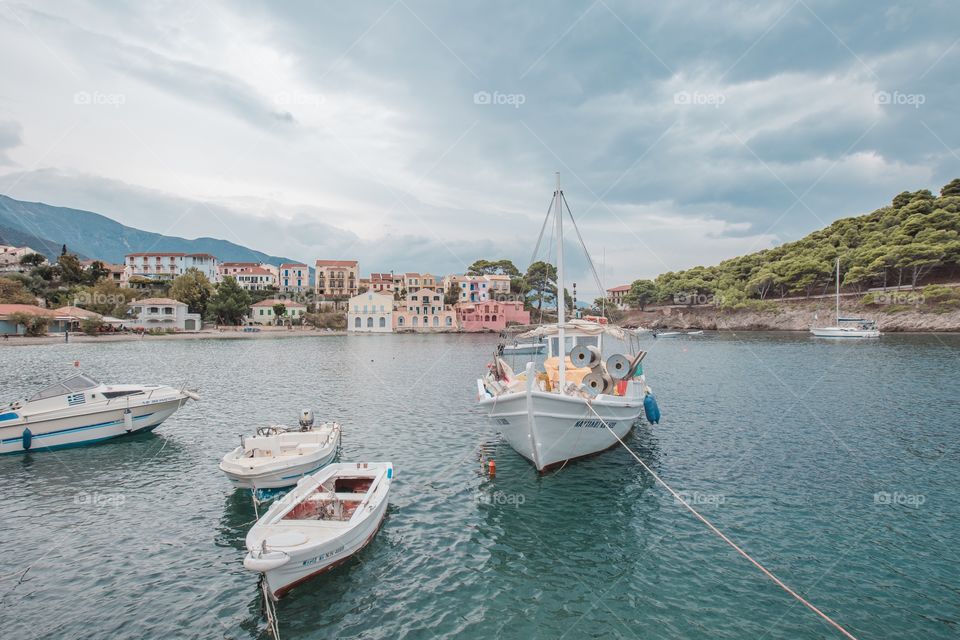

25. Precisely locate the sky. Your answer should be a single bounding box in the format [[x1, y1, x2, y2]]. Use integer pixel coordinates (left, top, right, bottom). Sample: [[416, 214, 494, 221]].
[[0, 0, 958, 298]]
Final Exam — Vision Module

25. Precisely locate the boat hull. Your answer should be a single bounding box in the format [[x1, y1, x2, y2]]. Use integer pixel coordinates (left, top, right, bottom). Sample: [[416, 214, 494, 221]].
[[0, 397, 188, 455], [263, 498, 388, 599], [810, 327, 881, 338], [220, 444, 340, 490], [480, 387, 642, 472], [503, 344, 546, 355]]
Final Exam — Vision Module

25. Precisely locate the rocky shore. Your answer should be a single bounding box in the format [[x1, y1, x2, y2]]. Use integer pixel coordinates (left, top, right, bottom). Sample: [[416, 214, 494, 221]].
[[623, 301, 960, 332]]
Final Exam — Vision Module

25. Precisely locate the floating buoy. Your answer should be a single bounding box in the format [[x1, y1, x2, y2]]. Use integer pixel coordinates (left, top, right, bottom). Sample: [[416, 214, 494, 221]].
[[644, 393, 661, 424], [74, 360, 80, 368], [488, 459, 496, 477], [22, 427, 32, 451]]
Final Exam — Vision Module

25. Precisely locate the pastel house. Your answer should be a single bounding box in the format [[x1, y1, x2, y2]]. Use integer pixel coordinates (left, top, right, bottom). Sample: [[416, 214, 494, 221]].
[[393, 288, 457, 331], [250, 299, 308, 324], [128, 298, 201, 331], [456, 300, 530, 332], [347, 291, 393, 332]]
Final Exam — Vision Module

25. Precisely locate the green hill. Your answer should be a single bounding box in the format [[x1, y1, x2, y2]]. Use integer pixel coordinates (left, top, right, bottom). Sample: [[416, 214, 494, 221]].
[[648, 179, 960, 307]]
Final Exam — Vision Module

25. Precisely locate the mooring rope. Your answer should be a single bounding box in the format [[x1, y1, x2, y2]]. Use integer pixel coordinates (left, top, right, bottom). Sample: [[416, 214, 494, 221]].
[[259, 575, 281, 639], [584, 401, 858, 640]]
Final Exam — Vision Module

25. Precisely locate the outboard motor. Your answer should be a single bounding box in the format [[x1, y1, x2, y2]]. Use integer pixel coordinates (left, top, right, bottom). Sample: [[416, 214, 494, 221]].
[[299, 409, 315, 431]]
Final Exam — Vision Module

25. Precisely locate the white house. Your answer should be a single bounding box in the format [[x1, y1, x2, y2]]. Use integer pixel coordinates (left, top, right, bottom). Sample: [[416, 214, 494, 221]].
[[128, 298, 201, 331], [347, 291, 393, 333], [124, 252, 220, 285], [249, 299, 308, 325]]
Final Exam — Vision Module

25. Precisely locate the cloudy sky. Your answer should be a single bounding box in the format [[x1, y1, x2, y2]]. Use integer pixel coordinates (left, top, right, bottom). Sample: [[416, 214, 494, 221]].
[[0, 1, 958, 296]]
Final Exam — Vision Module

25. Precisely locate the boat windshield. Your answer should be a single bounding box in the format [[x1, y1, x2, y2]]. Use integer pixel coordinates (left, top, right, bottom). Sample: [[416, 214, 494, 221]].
[[29, 374, 100, 401], [548, 334, 600, 358]]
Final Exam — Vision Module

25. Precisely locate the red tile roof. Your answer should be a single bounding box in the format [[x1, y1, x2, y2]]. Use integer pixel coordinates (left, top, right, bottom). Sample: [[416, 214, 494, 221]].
[[315, 260, 358, 267], [0, 304, 59, 317], [607, 285, 631, 292], [251, 299, 307, 308], [279, 263, 308, 269]]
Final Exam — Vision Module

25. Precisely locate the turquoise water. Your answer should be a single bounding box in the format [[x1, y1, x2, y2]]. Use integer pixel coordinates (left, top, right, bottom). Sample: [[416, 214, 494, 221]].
[[0, 332, 958, 639]]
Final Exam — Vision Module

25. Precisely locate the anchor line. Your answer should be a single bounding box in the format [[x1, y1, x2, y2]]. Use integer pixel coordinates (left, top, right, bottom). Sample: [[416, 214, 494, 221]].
[[259, 574, 280, 639], [583, 402, 858, 640]]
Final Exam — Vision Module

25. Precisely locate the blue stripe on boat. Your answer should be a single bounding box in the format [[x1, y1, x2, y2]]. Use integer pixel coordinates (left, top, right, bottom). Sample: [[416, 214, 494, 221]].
[[0, 413, 155, 444], [0, 412, 19, 422]]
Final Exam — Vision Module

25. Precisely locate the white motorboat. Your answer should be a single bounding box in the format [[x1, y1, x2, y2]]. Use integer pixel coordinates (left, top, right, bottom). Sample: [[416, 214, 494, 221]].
[[0, 373, 198, 455], [811, 258, 881, 338], [477, 174, 658, 472], [686, 330, 704, 335], [502, 341, 546, 355], [653, 331, 681, 337], [244, 462, 393, 599], [219, 410, 341, 490]]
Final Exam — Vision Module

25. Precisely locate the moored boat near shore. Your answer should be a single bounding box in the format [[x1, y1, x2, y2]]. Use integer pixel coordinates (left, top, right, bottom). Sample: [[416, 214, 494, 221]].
[[0, 373, 198, 454], [244, 462, 393, 599], [219, 411, 341, 489]]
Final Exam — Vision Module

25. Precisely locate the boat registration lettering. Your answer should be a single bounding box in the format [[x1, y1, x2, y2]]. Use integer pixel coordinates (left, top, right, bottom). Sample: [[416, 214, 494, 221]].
[[574, 420, 616, 429], [302, 545, 345, 566]]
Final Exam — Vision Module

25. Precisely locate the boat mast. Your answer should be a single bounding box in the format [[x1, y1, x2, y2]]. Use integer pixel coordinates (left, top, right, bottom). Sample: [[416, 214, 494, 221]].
[[835, 256, 840, 324], [555, 172, 566, 389]]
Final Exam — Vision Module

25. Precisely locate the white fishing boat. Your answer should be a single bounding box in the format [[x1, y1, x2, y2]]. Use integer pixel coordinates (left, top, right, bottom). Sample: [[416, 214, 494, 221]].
[[686, 330, 704, 335], [0, 373, 198, 455], [811, 258, 881, 338], [502, 341, 546, 355], [477, 174, 658, 472], [244, 462, 393, 599], [219, 410, 341, 490]]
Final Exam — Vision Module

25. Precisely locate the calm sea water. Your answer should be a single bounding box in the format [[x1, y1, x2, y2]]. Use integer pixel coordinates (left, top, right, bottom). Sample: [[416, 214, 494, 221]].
[[0, 332, 958, 639]]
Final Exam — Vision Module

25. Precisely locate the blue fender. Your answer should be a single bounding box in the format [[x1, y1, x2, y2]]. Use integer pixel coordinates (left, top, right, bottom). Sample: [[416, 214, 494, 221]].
[[643, 394, 661, 424], [22, 427, 32, 450]]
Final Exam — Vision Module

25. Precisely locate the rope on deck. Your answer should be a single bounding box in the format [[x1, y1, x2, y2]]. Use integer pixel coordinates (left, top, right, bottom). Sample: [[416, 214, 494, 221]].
[[584, 401, 858, 640]]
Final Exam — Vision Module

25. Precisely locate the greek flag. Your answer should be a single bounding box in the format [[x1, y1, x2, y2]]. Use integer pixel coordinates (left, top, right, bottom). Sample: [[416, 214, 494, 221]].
[[67, 393, 86, 406]]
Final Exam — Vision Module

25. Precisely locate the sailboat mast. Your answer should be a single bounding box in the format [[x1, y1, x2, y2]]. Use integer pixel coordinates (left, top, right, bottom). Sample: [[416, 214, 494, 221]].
[[555, 172, 566, 389], [835, 257, 840, 324]]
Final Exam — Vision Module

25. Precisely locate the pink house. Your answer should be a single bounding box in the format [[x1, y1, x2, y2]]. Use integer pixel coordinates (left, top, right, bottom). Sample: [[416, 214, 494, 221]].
[[456, 300, 530, 332]]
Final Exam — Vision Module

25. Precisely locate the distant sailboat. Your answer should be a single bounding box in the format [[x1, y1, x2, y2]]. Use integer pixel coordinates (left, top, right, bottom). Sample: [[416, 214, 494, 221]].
[[810, 258, 880, 338]]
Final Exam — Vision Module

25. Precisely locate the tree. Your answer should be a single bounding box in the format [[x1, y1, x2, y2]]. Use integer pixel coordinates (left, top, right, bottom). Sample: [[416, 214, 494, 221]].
[[524, 261, 557, 311], [272, 303, 287, 325], [207, 277, 251, 325], [169, 268, 214, 316], [75, 279, 138, 316], [80, 317, 105, 335], [85, 260, 109, 284], [0, 277, 36, 304], [57, 253, 84, 285], [19, 252, 46, 268], [467, 259, 521, 277], [941, 178, 960, 198], [7, 312, 49, 336], [444, 282, 459, 306], [624, 279, 657, 310]]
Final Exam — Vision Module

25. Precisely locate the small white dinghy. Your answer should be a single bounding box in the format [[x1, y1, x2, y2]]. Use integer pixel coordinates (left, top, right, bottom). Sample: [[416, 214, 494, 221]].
[[244, 462, 393, 599], [219, 410, 341, 490]]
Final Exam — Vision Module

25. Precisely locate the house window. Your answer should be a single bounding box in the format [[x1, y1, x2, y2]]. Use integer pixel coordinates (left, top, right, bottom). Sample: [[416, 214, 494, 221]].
[[433, 316, 439, 326], [445, 316, 452, 326], [398, 317, 404, 326], [354, 317, 361, 328], [367, 317, 373, 328], [379, 317, 386, 328]]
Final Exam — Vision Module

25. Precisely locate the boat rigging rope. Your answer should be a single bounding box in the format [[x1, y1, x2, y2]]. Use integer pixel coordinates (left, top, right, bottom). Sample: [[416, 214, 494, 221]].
[[259, 575, 281, 639], [583, 402, 858, 640]]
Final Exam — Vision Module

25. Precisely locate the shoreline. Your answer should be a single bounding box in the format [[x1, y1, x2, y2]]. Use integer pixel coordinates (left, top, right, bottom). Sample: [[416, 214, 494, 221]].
[[0, 327, 348, 346]]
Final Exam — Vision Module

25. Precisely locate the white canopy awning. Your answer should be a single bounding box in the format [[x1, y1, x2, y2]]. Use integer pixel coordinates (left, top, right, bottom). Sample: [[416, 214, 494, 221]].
[[516, 319, 642, 341]]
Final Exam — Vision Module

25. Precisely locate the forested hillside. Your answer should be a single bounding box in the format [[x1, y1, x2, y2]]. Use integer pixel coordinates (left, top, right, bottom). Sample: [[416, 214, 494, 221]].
[[642, 179, 960, 308]]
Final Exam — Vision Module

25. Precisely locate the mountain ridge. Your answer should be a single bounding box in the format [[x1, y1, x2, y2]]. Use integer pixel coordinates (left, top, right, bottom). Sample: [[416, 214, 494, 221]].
[[0, 195, 302, 266]]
